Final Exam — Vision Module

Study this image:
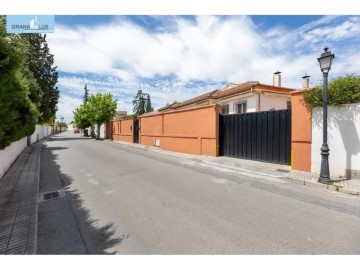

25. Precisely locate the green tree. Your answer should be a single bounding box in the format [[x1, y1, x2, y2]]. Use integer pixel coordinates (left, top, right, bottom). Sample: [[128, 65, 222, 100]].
[[145, 93, 154, 113], [57, 116, 68, 130], [83, 84, 89, 105], [73, 105, 92, 133], [132, 90, 153, 115], [85, 93, 117, 140], [22, 33, 59, 124], [0, 16, 38, 149], [304, 74, 360, 108]]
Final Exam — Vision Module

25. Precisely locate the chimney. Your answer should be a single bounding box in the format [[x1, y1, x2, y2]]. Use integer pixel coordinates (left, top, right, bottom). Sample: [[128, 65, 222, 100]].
[[273, 71, 281, 87], [302, 74, 310, 89]]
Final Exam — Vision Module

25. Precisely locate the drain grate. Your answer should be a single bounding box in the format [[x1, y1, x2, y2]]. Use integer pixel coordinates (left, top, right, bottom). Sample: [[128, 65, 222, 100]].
[[39, 190, 65, 203], [43, 191, 60, 201]]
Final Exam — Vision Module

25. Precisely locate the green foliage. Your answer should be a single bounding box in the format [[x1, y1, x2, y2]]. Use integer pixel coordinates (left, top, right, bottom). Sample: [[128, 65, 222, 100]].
[[57, 116, 67, 128], [145, 93, 154, 113], [73, 93, 117, 139], [87, 93, 117, 125], [87, 93, 117, 139], [21, 33, 59, 124], [57, 121, 68, 128], [0, 16, 38, 149], [304, 74, 360, 108], [83, 84, 89, 105], [132, 90, 153, 116], [73, 105, 92, 130]]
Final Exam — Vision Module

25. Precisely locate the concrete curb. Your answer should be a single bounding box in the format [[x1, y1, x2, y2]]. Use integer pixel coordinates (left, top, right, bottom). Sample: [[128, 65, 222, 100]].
[[286, 170, 360, 196], [24, 142, 42, 254], [109, 140, 360, 197], [33, 142, 41, 254], [194, 159, 285, 178], [25, 137, 51, 254]]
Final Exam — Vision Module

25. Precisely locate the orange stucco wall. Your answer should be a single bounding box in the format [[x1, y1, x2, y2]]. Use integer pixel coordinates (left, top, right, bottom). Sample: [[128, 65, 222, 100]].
[[139, 105, 220, 156], [111, 119, 134, 143], [291, 91, 312, 172]]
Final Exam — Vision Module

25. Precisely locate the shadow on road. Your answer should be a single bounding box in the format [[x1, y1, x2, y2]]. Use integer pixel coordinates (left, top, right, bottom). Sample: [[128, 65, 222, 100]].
[[47, 146, 69, 151], [50, 135, 91, 141], [40, 144, 123, 254]]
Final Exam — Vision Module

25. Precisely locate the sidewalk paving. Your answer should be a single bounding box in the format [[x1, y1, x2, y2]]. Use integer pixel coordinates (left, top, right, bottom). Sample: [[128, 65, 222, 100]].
[[0, 141, 41, 255], [110, 139, 360, 196]]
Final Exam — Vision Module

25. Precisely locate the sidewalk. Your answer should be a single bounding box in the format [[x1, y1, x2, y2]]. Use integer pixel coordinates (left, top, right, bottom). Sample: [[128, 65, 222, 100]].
[[0, 141, 41, 255], [110, 140, 360, 196]]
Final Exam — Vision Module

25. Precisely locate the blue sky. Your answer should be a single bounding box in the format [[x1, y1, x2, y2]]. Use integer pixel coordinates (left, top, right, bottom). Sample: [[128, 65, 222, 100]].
[[46, 15, 360, 122]]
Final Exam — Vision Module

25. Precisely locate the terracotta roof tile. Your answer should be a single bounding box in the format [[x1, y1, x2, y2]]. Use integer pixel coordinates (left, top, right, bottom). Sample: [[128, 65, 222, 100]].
[[158, 81, 295, 111], [158, 100, 182, 111], [172, 89, 220, 109], [215, 81, 260, 98]]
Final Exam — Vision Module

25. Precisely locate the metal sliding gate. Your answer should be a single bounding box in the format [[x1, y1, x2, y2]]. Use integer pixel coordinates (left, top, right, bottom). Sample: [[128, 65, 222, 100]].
[[219, 109, 291, 165], [134, 119, 139, 143]]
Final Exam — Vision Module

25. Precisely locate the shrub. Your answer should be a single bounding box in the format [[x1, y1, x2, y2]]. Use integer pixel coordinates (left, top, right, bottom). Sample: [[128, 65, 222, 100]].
[[303, 74, 360, 108]]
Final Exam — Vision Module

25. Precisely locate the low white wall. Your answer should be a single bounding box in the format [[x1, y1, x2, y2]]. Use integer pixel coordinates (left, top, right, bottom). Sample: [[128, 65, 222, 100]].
[[0, 125, 53, 180], [93, 124, 106, 138], [0, 137, 27, 179], [311, 103, 360, 179], [29, 125, 53, 144]]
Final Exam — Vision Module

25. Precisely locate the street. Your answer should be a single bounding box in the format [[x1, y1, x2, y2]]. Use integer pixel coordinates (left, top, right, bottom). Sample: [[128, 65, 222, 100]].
[[38, 131, 360, 254]]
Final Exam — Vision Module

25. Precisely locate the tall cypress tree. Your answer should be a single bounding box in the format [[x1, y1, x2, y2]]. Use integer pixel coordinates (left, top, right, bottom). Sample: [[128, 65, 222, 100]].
[[22, 33, 59, 124], [132, 90, 153, 116], [83, 84, 89, 105], [132, 90, 146, 116], [145, 93, 154, 113]]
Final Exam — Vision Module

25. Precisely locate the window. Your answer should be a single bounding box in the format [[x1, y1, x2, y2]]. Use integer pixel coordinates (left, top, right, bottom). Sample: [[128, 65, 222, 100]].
[[221, 105, 229, 115], [236, 102, 247, 114]]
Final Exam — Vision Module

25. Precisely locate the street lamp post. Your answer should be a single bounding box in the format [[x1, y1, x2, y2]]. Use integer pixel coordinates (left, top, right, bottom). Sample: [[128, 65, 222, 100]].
[[317, 47, 335, 184]]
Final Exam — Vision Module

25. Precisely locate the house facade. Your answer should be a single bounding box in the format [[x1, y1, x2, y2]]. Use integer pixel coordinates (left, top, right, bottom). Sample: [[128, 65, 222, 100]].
[[158, 72, 295, 114]]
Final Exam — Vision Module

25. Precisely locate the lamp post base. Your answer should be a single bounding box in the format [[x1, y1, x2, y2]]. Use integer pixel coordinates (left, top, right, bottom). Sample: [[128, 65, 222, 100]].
[[318, 177, 333, 185], [319, 143, 332, 184]]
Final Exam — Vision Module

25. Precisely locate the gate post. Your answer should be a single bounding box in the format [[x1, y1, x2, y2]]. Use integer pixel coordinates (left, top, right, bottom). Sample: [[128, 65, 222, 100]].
[[215, 104, 220, 157], [291, 91, 312, 172]]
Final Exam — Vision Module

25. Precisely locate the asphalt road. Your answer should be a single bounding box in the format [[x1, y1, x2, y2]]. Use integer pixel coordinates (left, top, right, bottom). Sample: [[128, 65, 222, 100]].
[[38, 131, 360, 254]]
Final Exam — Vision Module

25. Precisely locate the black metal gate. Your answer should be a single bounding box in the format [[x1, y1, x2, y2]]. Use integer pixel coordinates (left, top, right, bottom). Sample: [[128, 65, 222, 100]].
[[134, 119, 139, 143], [219, 110, 291, 165]]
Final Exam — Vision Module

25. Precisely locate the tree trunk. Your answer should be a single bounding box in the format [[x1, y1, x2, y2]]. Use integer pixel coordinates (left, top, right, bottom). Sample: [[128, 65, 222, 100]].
[[97, 123, 101, 140]]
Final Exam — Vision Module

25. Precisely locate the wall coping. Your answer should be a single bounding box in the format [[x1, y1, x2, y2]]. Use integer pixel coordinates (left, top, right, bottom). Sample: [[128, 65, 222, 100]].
[[139, 104, 220, 118], [290, 90, 311, 96], [112, 118, 135, 122]]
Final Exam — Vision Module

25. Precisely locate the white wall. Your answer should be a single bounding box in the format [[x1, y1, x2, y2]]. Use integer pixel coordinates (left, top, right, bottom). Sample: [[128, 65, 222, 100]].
[[29, 125, 53, 144], [221, 93, 290, 114], [0, 125, 53, 180], [260, 94, 289, 111], [93, 123, 106, 139], [221, 93, 258, 114], [0, 137, 27, 179], [311, 103, 360, 179]]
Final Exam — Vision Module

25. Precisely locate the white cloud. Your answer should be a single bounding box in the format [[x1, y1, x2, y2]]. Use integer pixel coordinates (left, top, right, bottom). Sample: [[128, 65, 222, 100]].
[[48, 15, 360, 122], [302, 17, 360, 43], [47, 16, 280, 83], [56, 94, 82, 122]]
